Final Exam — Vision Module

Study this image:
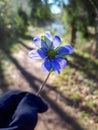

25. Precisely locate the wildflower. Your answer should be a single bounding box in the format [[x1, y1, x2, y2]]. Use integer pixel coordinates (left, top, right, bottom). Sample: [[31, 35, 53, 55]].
[[29, 31, 74, 74]]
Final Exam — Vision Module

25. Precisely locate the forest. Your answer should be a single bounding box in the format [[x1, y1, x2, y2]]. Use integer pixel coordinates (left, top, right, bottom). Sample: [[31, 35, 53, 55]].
[[0, 0, 98, 130]]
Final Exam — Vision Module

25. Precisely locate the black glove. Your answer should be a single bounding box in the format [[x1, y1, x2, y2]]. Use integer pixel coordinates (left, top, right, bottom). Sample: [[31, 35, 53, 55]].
[[0, 90, 48, 130]]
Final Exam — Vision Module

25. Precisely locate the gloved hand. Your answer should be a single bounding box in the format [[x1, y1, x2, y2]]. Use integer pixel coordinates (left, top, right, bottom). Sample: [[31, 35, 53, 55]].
[[0, 90, 48, 130]]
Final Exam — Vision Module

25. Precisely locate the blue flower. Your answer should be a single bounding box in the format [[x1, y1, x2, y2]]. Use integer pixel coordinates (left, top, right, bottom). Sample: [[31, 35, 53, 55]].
[[29, 31, 74, 74]]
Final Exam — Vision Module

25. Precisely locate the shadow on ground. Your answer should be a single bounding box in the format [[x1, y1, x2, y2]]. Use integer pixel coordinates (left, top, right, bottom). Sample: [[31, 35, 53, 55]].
[[0, 42, 88, 130], [70, 53, 98, 82], [17, 40, 98, 117]]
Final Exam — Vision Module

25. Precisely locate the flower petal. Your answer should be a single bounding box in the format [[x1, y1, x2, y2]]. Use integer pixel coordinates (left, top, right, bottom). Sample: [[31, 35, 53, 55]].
[[44, 36, 53, 48], [53, 36, 61, 49], [45, 31, 52, 41], [28, 49, 46, 60], [56, 45, 74, 57], [44, 31, 53, 49], [33, 37, 41, 48], [40, 39, 48, 49], [37, 49, 47, 58], [51, 59, 61, 74], [56, 58, 67, 69], [33, 37, 49, 49], [42, 58, 51, 72]]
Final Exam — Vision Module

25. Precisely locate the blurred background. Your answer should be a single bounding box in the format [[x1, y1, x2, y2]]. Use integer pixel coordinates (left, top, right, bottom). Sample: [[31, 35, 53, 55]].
[[0, 0, 98, 130]]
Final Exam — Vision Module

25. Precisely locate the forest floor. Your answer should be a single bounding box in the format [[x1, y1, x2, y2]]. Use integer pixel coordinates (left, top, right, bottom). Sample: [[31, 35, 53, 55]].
[[0, 27, 98, 130]]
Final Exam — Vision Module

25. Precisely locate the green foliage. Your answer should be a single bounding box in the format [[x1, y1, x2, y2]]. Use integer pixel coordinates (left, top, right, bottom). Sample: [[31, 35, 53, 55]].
[[72, 92, 80, 101], [0, 0, 28, 50], [88, 99, 96, 106], [63, 0, 98, 40], [81, 112, 90, 118], [29, 0, 52, 25], [17, 7, 28, 34]]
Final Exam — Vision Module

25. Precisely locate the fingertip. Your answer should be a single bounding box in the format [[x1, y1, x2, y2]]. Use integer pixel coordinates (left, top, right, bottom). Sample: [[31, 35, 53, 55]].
[[25, 93, 48, 113], [35, 96, 48, 113]]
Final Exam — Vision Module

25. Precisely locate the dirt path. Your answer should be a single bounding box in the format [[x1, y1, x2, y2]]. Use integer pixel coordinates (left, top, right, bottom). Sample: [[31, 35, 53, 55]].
[[1, 41, 68, 130], [0, 29, 90, 130], [11, 40, 71, 130], [5, 42, 89, 130]]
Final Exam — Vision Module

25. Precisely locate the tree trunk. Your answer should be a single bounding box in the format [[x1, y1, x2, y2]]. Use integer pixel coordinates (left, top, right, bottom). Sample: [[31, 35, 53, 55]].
[[95, 9, 98, 58], [70, 0, 77, 45], [70, 21, 77, 45]]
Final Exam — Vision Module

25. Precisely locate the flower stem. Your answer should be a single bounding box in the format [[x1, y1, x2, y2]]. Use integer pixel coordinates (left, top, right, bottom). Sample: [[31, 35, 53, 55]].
[[36, 72, 51, 95]]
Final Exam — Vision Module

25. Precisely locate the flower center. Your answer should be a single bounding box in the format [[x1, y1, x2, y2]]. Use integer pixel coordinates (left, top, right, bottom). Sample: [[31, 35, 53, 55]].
[[48, 49, 55, 59]]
